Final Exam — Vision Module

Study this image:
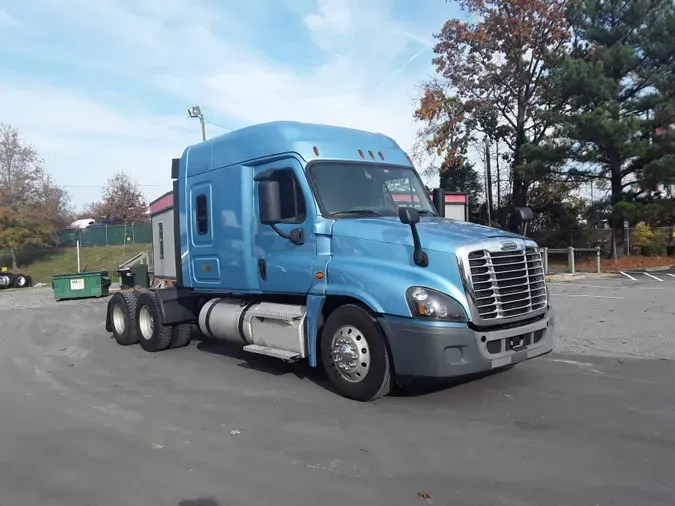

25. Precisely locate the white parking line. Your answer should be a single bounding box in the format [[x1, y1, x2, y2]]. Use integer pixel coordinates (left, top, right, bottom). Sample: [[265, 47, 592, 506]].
[[619, 271, 637, 281], [550, 292, 624, 299], [643, 272, 664, 282], [668, 273, 675, 278], [565, 294, 624, 299]]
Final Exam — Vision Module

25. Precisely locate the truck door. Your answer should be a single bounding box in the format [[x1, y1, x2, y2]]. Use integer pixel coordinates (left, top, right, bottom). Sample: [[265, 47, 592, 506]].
[[253, 159, 317, 294]]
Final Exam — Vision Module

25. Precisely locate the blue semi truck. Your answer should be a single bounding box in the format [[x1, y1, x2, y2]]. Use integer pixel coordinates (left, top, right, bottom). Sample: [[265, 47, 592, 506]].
[[105, 121, 555, 401]]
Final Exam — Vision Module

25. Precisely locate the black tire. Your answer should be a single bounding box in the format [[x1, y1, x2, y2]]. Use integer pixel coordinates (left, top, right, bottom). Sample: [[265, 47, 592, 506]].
[[13, 274, 28, 289], [319, 304, 392, 402], [170, 323, 192, 349], [136, 291, 173, 352], [108, 291, 140, 346]]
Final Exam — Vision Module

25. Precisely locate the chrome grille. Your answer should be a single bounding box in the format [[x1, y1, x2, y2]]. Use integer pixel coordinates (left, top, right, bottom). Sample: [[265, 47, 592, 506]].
[[468, 247, 547, 320]]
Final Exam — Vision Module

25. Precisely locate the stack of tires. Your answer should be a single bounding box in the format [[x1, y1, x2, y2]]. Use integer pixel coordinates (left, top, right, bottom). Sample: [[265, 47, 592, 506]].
[[106, 291, 192, 351]]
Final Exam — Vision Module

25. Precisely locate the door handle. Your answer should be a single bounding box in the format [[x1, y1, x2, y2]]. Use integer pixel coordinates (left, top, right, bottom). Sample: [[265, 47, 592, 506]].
[[258, 258, 267, 280]]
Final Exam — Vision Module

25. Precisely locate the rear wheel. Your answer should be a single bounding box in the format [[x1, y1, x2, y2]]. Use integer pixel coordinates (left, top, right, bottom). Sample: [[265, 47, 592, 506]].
[[108, 291, 140, 345], [13, 274, 28, 288], [170, 323, 192, 349], [136, 292, 173, 352], [320, 304, 392, 402]]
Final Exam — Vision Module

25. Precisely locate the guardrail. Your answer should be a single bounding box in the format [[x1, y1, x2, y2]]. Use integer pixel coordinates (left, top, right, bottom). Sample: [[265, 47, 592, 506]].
[[542, 246, 602, 275]]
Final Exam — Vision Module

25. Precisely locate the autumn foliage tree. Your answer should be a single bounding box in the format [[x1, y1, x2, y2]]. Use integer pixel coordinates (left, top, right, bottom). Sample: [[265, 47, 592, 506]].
[[414, 0, 570, 208], [0, 123, 72, 269], [81, 170, 148, 225]]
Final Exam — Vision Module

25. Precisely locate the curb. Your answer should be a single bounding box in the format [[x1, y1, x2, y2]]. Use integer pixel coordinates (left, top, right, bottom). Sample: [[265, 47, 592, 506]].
[[642, 265, 675, 272], [546, 273, 587, 282]]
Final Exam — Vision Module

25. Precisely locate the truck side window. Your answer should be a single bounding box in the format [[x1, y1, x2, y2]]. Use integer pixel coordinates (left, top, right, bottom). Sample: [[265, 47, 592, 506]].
[[196, 194, 209, 235], [268, 169, 307, 223]]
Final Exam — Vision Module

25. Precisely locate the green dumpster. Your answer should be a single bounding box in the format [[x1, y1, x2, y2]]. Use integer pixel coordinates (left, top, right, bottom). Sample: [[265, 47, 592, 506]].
[[52, 271, 112, 301], [116, 263, 149, 290]]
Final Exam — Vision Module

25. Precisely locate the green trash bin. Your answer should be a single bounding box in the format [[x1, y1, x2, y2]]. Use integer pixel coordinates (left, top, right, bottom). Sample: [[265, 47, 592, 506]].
[[116, 264, 149, 290], [130, 264, 149, 289], [52, 271, 112, 301]]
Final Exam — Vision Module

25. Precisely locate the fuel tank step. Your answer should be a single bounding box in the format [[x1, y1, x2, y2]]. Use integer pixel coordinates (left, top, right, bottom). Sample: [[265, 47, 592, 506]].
[[243, 344, 300, 362]]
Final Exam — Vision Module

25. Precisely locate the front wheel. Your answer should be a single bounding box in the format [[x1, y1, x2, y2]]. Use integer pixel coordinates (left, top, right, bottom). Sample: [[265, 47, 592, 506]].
[[319, 304, 392, 402]]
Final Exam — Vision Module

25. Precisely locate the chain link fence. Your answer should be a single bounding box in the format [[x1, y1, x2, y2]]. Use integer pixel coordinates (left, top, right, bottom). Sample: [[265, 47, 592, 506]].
[[57, 224, 152, 248]]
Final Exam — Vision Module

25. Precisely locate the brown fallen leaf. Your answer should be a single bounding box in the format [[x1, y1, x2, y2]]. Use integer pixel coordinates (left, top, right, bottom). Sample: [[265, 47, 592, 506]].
[[418, 492, 431, 500]]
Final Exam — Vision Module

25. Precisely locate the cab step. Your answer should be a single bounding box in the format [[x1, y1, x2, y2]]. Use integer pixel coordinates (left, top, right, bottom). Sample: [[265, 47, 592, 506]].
[[243, 344, 300, 362]]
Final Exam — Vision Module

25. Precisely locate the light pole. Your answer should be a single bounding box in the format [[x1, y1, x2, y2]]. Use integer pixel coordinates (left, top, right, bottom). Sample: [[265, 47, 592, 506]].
[[187, 105, 206, 141]]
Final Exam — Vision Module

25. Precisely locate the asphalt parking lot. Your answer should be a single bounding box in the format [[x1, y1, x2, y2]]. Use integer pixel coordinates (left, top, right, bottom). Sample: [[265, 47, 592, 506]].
[[0, 284, 673, 506], [615, 267, 675, 283]]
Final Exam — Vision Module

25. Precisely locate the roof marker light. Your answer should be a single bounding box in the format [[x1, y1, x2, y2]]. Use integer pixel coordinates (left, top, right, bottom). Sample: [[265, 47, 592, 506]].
[[378, 151, 384, 160], [406, 154, 413, 164], [368, 150, 375, 159], [358, 149, 364, 158], [313, 146, 320, 156]]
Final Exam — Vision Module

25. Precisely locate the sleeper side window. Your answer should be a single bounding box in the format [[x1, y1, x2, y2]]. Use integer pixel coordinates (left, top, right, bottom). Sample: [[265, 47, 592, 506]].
[[158, 222, 164, 259], [196, 194, 208, 235], [268, 169, 307, 223]]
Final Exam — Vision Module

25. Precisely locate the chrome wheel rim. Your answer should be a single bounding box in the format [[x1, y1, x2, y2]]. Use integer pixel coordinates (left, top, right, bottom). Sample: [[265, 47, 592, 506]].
[[112, 303, 126, 334], [330, 325, 371, 383], [139, 305, 154, 340]]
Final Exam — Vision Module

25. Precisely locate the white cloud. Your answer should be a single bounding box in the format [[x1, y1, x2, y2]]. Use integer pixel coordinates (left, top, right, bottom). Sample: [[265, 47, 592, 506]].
[[304, 0, 353, 37], [0, 0, 442, 209]]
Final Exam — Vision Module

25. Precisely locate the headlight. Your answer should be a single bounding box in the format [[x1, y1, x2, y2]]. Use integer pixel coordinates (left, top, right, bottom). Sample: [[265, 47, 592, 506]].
[[405, 287, 468, 322]]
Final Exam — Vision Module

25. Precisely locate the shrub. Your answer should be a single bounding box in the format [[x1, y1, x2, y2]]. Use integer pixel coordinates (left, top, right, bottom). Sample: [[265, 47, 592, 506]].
[[632, 223, 666, 256]]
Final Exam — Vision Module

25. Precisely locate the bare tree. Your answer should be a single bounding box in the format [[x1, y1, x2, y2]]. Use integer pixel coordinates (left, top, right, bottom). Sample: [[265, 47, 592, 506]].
[[87, 170, 149, 224]]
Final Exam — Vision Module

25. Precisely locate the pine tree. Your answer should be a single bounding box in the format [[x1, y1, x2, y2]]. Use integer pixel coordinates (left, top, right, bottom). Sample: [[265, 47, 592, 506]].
[[548, 0, 675, 257]]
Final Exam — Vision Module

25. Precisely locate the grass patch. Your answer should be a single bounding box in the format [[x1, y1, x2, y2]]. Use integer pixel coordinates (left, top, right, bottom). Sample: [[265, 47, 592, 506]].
[[0, 244, 151, 284]]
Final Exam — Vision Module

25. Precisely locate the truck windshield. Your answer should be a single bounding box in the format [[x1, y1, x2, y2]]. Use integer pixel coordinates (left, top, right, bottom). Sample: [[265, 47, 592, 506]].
[[307, 162, 437, 217]]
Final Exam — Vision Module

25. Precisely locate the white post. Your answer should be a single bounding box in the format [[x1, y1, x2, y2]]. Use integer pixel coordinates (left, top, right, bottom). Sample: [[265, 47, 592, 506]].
[[596, 247, 602, 273], [77, 240, 81, 273]]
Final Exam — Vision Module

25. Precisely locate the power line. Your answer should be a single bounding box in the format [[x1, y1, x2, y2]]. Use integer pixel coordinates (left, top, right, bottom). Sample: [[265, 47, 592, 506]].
[[60, 183, 171, 189], [206, 120, 233, 132]]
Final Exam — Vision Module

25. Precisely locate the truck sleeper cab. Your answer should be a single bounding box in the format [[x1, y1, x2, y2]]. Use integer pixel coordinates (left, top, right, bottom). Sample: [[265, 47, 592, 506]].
[[105, 121, 555, 402]]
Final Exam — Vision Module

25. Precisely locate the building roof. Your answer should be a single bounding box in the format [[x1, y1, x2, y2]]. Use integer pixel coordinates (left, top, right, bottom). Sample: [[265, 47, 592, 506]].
[[149, 191, 173, 215]]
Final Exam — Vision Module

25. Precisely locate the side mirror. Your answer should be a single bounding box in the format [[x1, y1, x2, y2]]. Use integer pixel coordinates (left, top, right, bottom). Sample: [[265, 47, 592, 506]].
[[398, 207, 428, 267], [398, 206, 420, 225], [508, 207, 534, 235], [258, 180, 282, 225]]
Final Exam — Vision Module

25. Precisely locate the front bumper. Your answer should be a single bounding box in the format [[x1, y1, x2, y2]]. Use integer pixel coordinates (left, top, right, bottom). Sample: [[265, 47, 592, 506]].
[[379, 307, 555, 379]]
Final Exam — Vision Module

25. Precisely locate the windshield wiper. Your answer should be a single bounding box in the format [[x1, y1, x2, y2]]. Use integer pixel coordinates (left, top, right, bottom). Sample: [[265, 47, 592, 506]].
[[417, 209, 436, 215], [331, 209, 382, 217]]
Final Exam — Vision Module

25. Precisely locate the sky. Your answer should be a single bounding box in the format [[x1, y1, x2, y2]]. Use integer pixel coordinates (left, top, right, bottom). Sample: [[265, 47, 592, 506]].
[[0, 0, 463, 211]]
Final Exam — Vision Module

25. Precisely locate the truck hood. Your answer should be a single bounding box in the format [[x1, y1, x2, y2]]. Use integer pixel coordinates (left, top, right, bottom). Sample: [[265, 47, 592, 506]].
[[331, 216, 524, 252]]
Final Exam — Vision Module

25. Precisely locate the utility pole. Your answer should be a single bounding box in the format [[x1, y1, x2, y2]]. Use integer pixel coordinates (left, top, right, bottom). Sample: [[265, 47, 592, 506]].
[[495, 138, 501, 210], [187, 105, 207, 141], [484, 136, 493, 226]]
